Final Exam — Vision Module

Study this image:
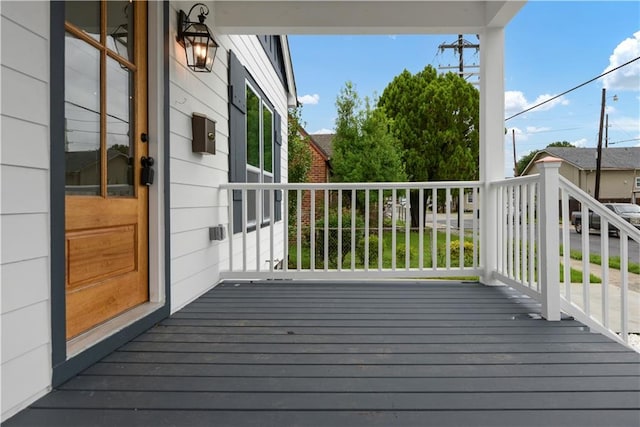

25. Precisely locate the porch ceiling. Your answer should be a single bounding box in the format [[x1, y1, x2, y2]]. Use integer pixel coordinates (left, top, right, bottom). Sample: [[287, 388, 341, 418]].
[[214, 1, 526, 34]]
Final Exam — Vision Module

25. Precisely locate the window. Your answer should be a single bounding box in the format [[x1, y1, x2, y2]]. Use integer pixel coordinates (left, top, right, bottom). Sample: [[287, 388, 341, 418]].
[[246, 83, 274, 225], [228, 50, 282, 234], [635, 176, 640, 189]]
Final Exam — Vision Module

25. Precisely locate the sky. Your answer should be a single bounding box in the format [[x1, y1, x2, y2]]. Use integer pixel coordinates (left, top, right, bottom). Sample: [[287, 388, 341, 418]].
[[288, 1, 640, 178]]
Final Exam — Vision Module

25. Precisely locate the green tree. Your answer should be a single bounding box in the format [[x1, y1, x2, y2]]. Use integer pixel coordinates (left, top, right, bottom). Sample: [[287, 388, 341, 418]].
[[516, 140, 574, 176], [287, 106, 312, 184], [331, 82, 406, 184], [378, 66, 479, 225], [287, 106, 313, 219]]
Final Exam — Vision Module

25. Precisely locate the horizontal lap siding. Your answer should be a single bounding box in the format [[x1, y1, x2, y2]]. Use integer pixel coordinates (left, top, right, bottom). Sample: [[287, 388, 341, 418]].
[[168, 1, 288, 312], [0, 1, 52, 421]]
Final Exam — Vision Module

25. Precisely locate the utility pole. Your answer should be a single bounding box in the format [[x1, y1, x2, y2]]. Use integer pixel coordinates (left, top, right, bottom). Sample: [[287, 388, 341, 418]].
[[512, 129, 518, 176], [605, 114, 609, 148], [438, 35, 480, 84], [594, 88, 606, 201]]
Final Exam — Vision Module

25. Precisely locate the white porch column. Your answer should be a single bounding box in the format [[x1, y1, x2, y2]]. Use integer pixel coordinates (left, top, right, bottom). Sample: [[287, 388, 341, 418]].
[[479, 27, 505, 285]]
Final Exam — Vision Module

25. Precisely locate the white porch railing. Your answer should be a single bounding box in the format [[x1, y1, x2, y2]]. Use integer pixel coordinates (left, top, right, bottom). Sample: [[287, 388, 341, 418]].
[[557, 175, 640, 345], [491, 160, 639, 345], [221, 182, 482, 279], [221, 167, 638, 346], [490, 174, 541, 300]]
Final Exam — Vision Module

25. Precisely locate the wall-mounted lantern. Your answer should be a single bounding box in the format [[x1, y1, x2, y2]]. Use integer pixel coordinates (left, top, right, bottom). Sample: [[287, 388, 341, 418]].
[[177, 3, 219, 72]]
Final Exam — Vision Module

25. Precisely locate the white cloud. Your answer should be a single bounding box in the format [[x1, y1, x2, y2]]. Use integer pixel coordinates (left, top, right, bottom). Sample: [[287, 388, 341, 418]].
[[313, 128, 334, 134], [505, 91, 569, 117], [610, 115, 640, 134], [505, 127, 529, 142], [602, 31, 640, 91], [525, 126, 551, 134], [572, 138, 588, 148], [298, 94, 320, 105]]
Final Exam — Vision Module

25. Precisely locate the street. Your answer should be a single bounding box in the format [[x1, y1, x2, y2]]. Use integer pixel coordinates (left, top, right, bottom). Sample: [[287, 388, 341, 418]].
[[431, 214, 639, 263], [563, 225, 640, 263]]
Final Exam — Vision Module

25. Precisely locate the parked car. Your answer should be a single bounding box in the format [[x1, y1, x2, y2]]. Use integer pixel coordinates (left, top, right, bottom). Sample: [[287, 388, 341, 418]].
[[570, 203, 640, 237]]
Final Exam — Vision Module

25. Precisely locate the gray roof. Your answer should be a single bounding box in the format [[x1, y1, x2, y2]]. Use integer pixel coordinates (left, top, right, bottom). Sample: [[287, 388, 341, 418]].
[[540, 147, 640, 170], [310, 133, 334, 159]]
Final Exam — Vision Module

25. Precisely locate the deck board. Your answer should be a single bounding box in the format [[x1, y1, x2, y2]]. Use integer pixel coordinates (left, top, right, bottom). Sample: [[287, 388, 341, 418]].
[[5, 281, 640, 426]]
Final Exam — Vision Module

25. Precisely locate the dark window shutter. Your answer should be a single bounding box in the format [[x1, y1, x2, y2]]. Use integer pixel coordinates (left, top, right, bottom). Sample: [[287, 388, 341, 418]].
[[274, 111, 282, 222], [228, 50, 246, 233]]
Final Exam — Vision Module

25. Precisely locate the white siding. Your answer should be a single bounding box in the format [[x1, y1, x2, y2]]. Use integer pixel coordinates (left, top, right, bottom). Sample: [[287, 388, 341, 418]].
[[0, 1, 52, 422], [168, 1, 289, 312]]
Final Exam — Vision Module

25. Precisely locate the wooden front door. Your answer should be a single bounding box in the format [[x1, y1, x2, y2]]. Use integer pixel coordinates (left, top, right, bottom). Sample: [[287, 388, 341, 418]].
[[64, 1, 148, 340]]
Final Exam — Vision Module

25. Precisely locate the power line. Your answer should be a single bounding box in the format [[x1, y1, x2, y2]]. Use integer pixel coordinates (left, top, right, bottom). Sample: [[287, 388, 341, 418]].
[[505, 55, 640, 121], [609, 137, 640, 145]]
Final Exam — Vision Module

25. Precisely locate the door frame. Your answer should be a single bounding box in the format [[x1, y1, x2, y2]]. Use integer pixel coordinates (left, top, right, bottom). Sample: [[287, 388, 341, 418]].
[[50, 0, 171, 387]]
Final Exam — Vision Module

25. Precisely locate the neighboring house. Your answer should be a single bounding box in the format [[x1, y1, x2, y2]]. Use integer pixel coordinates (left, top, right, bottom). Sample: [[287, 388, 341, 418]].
[[308, 132, 332, 184], [297, 129, 331, 225], [1, 1, 295, 420], [1, 0, 523, 422], [310, 133, 334, 167], [522, 147, 640, 205]]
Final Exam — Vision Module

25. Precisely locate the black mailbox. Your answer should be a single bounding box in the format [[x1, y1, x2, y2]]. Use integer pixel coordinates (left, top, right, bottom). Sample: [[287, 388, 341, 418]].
[[192, 113, 216, 155]]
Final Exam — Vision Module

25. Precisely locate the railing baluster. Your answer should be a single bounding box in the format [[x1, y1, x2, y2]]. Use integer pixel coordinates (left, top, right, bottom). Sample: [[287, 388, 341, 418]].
[[310, 189, 316, 272], [458, 187, 464, 268], [242, 188, 247, 272], [392, 188, 397, 271], [521, 184, 528, 287], [620, 234, 629, 342], [256, 189, 261, 271], [338, 189, 343, 271], [324, 189, 329, 271], [351, 189, 356, 271], [365, 189, 370, 271], [283, 189, 289, 273], [581, 203, 590, 315], [507, 185, 513, 279], [601, 218, 609, 328], [561, 190, 570, 296], [529, 183, 536, 288], [473, 186, 478, 269], [514, 185, 520, 281], [378, 188, 383, 271], [432, 188, 437, 270], [228, 188, 234, 272], [269, 188, 274, 273], [406, 187, 411, 270], [297, 189, 302, 271], [419, 187, 424, 270], [445, 187, 451, 270]]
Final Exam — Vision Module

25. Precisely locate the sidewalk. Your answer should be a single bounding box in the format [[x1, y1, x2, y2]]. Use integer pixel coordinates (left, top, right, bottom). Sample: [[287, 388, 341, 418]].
[[563, 258, 640, 333]]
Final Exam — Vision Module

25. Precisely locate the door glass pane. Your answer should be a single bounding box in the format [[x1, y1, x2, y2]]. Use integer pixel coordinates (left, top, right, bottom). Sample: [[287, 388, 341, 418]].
[[246, 86, 260, 168], [65, 34, 101, 196], [106, 56, 134, 197], [107, 0, 134, 62], [66, 1, 100, 41], [263, 106, 273, 173]]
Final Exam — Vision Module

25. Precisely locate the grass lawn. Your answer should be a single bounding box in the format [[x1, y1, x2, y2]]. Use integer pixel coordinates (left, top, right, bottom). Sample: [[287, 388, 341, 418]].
[[560, 246, 640, 275], [288, 227, 476, 271]]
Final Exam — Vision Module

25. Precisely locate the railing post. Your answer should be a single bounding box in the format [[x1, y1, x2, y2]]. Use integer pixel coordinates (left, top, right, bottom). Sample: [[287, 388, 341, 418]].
[[538, 157, 562, 321]]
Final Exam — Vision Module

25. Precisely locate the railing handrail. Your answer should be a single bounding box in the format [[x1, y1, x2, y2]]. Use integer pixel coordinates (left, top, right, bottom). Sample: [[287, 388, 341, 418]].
[[489, 174, 541, 187], [221, 181, 482, 190], [559, 175, 640, 241]]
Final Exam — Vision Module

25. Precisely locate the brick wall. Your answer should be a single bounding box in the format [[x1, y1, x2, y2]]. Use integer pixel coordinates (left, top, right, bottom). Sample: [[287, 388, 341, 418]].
[[300, 142, 329, 226]]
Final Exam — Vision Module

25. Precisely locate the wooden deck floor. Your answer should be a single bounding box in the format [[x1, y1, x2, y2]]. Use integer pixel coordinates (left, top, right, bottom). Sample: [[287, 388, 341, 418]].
[[5, 281, 640, 426]]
